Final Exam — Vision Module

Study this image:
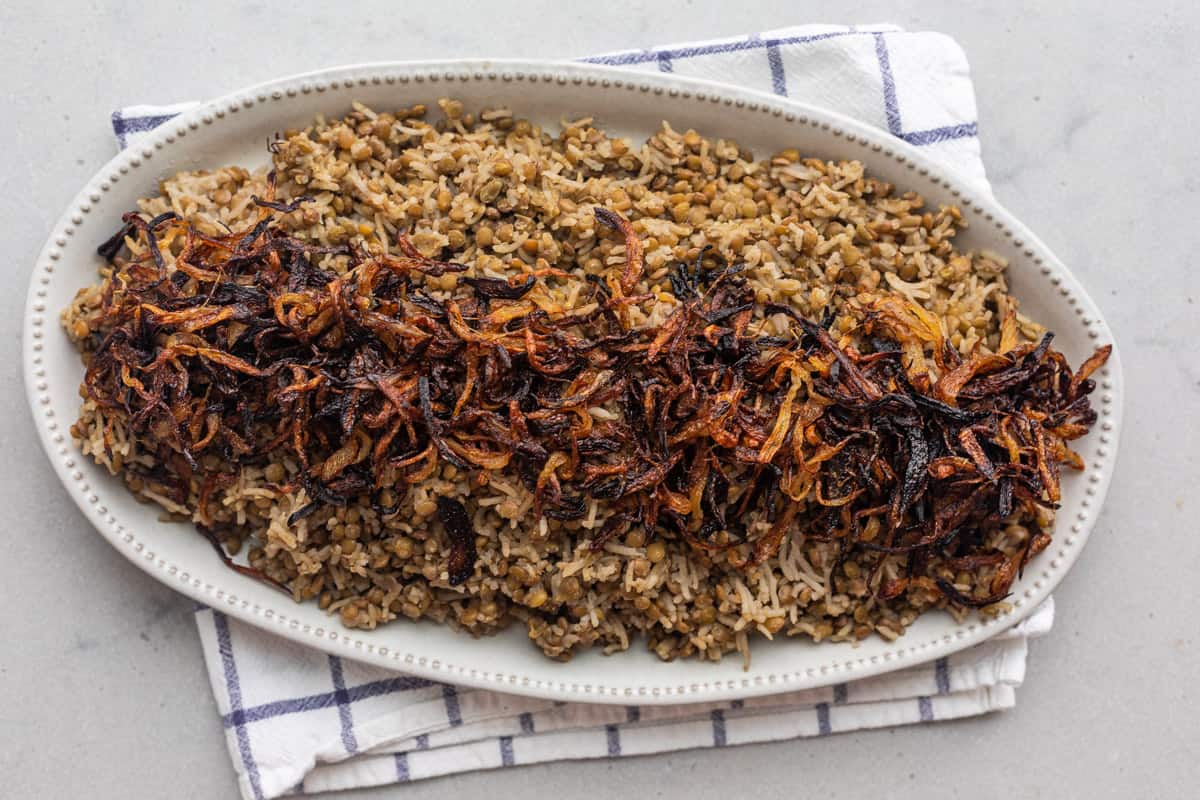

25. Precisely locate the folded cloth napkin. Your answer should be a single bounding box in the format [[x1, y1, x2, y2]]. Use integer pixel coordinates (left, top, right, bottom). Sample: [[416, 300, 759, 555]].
[[112, 23, 1048, 800]]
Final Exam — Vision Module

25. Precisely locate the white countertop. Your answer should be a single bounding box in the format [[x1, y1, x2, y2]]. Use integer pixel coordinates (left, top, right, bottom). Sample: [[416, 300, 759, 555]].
[[2, 2, 1196, 797]]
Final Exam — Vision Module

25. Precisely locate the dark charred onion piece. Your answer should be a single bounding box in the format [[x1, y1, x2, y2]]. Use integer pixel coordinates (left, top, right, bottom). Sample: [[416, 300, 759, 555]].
[[252, 194, 313, 213], [464, 275, 537, 299], [96, 221, 135, 262], [197, 525, 290, 595], [286, 502, 320, 527], [589, 514, 635, 552], [436, 496, 478, 586], [123, 211, 179, 272], [393, 233, 469, 276], [78, 205, 1110, 614], [419, 375, 469, 469]]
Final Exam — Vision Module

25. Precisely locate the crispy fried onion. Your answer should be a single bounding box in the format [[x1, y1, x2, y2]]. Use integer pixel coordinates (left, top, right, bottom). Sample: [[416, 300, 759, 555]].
[[80, 203, 1109, 609]]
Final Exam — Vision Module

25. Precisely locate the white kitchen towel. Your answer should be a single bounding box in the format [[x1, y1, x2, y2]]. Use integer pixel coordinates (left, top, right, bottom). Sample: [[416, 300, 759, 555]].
[[112, 23, 1042, 800]]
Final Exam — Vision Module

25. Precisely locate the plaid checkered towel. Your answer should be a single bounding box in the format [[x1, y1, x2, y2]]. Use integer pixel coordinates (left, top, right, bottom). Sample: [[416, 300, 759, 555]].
[[112, 23, 1050, 800]]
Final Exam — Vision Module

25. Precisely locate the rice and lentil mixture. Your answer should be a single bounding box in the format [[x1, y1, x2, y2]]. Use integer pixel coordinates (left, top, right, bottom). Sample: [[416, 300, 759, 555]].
[[62, 99, 1095, 664]]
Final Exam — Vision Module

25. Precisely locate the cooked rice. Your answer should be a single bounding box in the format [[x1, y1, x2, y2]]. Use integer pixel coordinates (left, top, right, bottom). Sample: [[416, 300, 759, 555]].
[[63, 99, 1045, 663]]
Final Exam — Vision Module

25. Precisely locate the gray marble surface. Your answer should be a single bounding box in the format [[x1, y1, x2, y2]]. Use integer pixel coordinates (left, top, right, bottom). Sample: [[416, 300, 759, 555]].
[[3, 2, 1197, 797]]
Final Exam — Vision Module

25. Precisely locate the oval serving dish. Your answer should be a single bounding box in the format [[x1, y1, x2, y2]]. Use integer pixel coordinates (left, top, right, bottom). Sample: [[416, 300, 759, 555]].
[[23, 60, 1122, 705]]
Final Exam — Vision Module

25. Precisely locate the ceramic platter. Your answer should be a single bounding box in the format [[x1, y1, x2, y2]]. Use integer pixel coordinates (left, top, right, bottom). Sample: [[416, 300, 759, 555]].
[[23, 60, 1122, 705]]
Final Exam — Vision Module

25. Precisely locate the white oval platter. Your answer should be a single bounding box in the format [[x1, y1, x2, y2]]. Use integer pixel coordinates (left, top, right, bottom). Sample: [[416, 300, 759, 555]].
[[22, 60, 1123, 705]]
